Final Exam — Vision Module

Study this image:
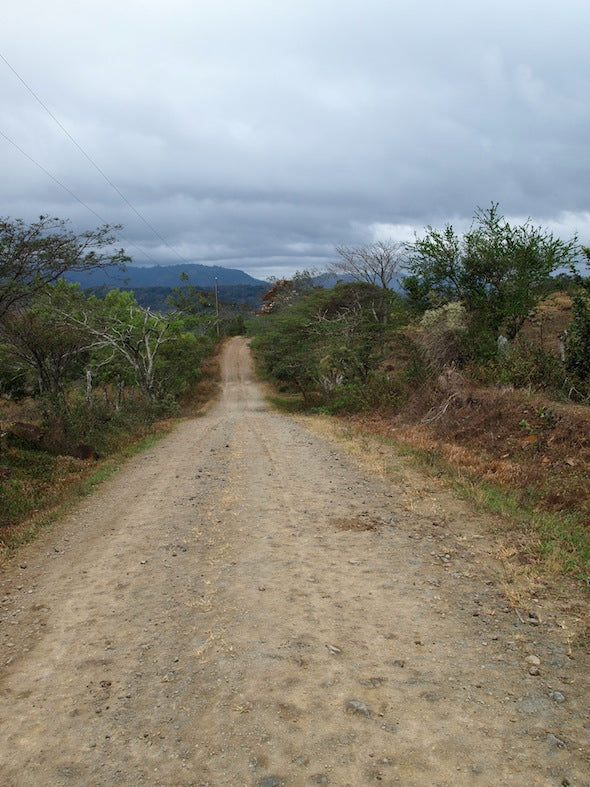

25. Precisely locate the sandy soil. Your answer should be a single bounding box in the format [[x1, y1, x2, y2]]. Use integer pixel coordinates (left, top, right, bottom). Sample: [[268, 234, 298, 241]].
[[0, 337, 588, 786]]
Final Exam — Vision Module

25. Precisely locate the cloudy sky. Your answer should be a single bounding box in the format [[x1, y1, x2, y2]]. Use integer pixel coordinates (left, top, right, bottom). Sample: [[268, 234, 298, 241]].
[[1, 0, 589, 280]]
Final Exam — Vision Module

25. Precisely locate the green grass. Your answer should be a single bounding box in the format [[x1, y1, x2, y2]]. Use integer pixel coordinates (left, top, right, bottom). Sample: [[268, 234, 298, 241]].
[[460, 477, 589, 580], [266, 393, 307, 413], [374, 433, 590, 585], [75, 433, 163, 496], [0, 431, 169, 554]]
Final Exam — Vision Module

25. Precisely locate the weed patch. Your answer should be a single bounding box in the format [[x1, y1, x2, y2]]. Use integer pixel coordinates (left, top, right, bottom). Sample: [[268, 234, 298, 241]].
[[266, 394, 307, 413], [356, 414, 590, 584]]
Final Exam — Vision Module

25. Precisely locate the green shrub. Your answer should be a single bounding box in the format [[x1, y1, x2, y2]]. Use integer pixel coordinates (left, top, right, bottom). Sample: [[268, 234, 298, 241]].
[[565, 277, 590, 385], [476, 342, 565, 392]]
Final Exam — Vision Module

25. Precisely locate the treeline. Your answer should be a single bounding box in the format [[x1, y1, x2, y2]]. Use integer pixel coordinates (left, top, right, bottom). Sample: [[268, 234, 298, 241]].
[[0, 216, 257, 534], [82, 284, 267, 313], [250, 204, 590, 412], [0, 216, 241, 460]]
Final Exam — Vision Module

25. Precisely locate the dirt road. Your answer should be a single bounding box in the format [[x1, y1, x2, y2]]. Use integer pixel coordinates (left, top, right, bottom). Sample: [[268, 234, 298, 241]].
[[0, 337, 588, 786]]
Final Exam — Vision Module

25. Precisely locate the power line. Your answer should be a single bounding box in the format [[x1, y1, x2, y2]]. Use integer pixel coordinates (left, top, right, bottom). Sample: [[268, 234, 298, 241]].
[[0, 127, 161, 265], [0, 50, 191, 265], [0, 128, 108, 225]]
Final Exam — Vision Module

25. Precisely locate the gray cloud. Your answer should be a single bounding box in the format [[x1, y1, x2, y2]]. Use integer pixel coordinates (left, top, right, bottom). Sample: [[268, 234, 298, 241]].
[[1, 0, 589, 280]]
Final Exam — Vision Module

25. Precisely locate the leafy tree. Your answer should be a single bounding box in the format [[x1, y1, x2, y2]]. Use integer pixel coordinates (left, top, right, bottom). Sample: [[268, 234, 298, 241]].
[[167, 272, 217, 330], [154, 330, 213, 400], [0, 281, 92, 401], [258, 270, 319, 315], [0, 216, 128, 317], [564, 248, 590, 387], [250, 282, 392, 407], [407, 204, 578, 356], [251, 288, 324, 394], [400, 272, 438, 314], [258, 279, 295, 315]]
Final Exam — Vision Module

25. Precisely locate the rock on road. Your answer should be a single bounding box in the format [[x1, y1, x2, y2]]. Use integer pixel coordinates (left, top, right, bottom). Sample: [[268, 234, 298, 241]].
[[0, 337, 588, 786]]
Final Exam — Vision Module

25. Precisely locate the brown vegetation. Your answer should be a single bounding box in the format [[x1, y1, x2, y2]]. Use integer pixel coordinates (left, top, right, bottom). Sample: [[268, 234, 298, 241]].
[[359, 381, 590, 522], [360, 292, 590, 522], [518, 290, 573, 352]]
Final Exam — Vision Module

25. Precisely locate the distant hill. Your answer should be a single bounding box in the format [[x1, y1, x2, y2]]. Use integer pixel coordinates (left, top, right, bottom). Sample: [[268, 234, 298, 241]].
[[64, 263, 266, 289], [81, 284, 267, 313], [63, 264, 389, 312], [61, 263, 267, 312], [311, 272, 354, 287]]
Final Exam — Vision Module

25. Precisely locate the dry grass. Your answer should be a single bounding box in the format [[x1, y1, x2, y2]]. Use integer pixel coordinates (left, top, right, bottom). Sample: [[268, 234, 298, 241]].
[[392, 424, 526, 486], [298, 414, 390, 480], [359, 381, 590, 523], [302, 406, 590, 643], [519, 290, 573, 350]]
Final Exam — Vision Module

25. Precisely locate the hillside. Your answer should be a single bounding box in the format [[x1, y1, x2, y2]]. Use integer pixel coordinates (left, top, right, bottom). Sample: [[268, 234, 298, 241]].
[[64, 262, 266, 289], [63, 262, 268, 311], [83, 283, 266, 312]]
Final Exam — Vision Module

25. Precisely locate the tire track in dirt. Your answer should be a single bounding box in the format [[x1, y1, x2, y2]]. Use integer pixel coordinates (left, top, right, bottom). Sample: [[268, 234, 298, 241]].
[[0, 337, 588, 786]]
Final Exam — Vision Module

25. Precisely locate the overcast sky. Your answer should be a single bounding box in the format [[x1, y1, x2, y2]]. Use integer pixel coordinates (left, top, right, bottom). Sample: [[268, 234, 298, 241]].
[[2, 0, 589, 280]]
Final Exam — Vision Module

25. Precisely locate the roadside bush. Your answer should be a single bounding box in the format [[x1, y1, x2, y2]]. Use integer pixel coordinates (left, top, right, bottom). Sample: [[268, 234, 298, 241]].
[[251, 283, 391, 404], [416, 302, 468, 369], [318, 372, 400, 414], [475, 342, 565, 392], [37, 390, 168, 456], [225, 314, 246, 335], [565, 275, 590, 387], [155, 333, 213, 400], [0, 343, 31, 398]]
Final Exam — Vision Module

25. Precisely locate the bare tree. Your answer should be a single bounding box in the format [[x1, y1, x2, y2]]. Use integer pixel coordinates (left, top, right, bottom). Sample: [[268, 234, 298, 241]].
[[57, 289, 174, 401], [331, 240, 407, 290]]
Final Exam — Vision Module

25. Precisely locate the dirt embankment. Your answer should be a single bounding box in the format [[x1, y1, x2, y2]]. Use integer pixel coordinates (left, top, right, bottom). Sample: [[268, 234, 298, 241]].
[[362, 365, 590, 524], [370, 289, 590, 527], [0, 337, 588, 786]]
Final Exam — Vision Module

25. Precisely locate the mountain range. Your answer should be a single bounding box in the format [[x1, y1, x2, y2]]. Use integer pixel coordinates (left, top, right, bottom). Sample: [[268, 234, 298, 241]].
[[64, 262, 266, 289], [62, 263, 357, 312]]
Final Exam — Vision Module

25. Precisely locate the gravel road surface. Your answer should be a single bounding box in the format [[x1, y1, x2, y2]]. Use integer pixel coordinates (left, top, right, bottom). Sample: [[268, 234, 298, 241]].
[[0, 337, 588, 786]]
